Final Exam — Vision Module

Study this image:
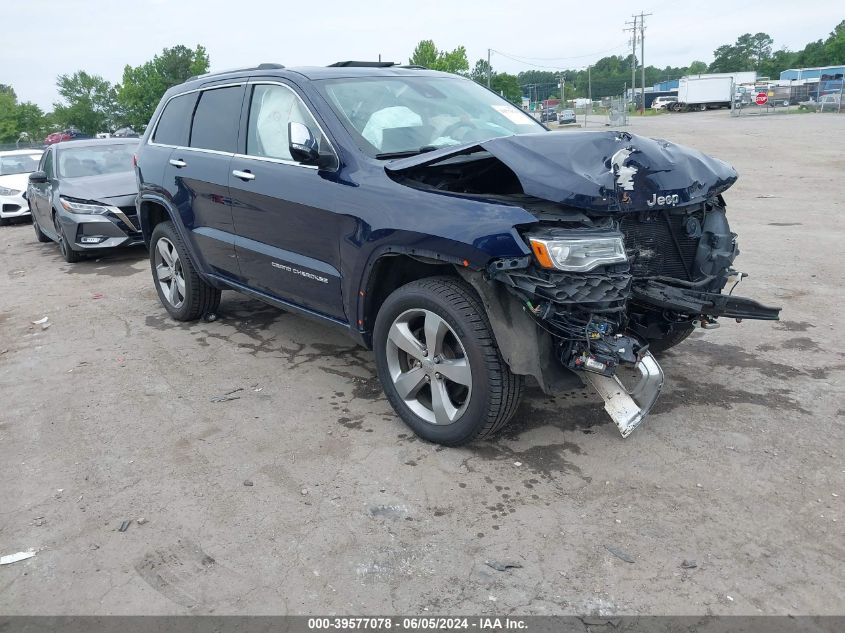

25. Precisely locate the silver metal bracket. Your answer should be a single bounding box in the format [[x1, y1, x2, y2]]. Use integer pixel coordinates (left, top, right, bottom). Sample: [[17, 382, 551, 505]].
[[584, 351, 664, 438]]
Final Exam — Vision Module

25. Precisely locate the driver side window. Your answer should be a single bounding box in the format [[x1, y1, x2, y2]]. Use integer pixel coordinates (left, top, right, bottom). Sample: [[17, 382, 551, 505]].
[[41, 150, 54, 178], [246, 84, 327, 162]]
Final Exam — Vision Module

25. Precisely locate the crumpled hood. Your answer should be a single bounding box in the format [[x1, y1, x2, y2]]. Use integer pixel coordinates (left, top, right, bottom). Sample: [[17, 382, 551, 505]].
[[58, 171, 137, 203], [386, 131, 738, 212]]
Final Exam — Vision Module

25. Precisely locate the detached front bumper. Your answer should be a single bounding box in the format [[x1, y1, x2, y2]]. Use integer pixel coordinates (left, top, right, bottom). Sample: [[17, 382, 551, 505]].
[[0, 191, 31, 219]]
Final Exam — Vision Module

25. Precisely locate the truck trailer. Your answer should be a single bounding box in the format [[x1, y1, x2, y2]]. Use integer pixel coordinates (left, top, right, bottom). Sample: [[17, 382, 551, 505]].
[[670, 76, 734, 111]]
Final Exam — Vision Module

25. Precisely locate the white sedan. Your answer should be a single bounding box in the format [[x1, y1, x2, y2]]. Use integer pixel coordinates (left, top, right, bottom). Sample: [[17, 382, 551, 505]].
[[0, 149, 44, 225]]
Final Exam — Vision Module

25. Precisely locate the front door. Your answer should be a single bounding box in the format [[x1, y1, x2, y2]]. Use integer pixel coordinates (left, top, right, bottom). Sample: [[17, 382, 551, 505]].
[[228, 82, 347, 321], [29, 147, 55, 233]]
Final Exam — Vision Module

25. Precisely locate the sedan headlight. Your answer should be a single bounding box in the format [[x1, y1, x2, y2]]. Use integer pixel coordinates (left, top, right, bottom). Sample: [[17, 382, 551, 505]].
[[0, 186, 21, 196], [60, 198, 109, 215], [528, 233, 627, 272]]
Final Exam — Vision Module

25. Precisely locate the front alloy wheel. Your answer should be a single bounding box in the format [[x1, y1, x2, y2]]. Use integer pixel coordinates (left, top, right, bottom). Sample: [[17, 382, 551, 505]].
[[373, 277, 523, 446], [154, 237, 186, 309], [385, 308, 472, 425]]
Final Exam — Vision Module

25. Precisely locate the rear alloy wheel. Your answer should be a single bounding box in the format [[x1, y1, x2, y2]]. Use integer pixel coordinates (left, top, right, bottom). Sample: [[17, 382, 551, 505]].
[[150, 221, 220, 321], [374, 277, 523, 446], [54, 214, 83, 263]]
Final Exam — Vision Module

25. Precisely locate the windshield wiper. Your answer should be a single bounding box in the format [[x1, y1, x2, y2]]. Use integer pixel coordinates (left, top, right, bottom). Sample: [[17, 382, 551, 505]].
[[375, 145, 440, 160]]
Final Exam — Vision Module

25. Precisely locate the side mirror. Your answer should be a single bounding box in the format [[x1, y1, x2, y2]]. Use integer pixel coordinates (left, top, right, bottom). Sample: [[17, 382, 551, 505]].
[[29, 171, 48, 184], [288, 121, 320, 165]]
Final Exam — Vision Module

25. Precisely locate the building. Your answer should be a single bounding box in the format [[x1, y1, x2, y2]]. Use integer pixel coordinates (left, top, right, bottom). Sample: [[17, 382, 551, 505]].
[[779, 65, 845, 81], [779, 66, 844, 99]]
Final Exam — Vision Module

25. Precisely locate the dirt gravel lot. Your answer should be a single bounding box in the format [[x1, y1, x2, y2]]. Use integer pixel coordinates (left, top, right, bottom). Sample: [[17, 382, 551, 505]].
[[1, 110, 843, 616]]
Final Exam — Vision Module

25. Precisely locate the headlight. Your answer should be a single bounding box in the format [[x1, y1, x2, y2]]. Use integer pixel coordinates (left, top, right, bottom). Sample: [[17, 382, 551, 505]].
[[528, 233, 627, 272], [60, 198, 109, 214], [0, 187, 21, 196]]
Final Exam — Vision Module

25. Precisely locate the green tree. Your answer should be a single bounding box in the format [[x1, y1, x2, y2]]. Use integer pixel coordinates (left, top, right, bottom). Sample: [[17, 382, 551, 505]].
[[15, 102, 47, 141], [823, 20, 845, 63], [118, 44, 210, 130], [0, 85, 18, 142], [470, 58, 493, 85], [709, 32, 774, 72], [52, 71, 120, 135], [491, 73, 522, 103], [687, 60, 708, 74], [409, 40, 468, 74]]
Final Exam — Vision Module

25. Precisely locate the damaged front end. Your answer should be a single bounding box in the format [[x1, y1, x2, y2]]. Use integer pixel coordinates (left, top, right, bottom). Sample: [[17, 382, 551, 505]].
[[387, 131, 781, 437]]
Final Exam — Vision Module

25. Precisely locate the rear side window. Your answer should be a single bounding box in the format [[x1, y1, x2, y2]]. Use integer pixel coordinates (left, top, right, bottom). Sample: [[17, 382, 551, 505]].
[[153, 93, 198, 146], [190, 86, 243, 153]]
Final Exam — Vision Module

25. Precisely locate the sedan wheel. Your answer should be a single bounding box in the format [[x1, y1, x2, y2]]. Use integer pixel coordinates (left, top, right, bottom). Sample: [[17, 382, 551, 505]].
[[385, 308, 473, 426], [154, 237, 186, 309]]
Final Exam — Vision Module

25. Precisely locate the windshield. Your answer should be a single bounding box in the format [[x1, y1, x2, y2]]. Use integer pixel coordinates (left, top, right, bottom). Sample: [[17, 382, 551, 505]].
[[57, 143, 137, 178], [316, 76, 544, 157], [0, 153, 42, 176]]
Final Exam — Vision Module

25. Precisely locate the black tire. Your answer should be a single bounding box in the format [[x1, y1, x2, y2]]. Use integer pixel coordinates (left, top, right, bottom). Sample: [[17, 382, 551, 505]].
[[647, 325, 695, 355], [150, 220, 220, 321], [373, 276, 523, 446], [33, 214, 51, 242], [54, 213, 83, 263]]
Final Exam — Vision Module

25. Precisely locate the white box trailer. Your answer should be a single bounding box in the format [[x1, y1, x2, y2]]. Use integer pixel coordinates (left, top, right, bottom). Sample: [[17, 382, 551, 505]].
[[672, 76, 734, 111]]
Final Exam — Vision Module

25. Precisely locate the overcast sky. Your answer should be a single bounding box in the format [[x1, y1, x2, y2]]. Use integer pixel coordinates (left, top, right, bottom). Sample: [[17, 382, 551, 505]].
[[4, 0, 841, 109]]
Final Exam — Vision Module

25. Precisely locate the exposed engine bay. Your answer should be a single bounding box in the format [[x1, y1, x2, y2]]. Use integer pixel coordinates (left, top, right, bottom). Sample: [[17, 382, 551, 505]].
[[387, 131, 782, 436]]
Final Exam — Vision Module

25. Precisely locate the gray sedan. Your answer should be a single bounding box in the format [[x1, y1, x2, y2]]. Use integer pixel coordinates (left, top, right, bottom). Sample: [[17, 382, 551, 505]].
[[27, 138, 141, 263]]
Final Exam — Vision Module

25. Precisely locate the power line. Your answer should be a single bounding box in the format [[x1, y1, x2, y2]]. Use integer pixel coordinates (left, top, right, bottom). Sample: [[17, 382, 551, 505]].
[[491, 44, 631, 62], [490, 44, 630, 70]]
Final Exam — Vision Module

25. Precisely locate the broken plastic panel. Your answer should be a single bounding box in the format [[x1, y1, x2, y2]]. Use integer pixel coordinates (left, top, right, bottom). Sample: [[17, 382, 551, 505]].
[[585, 351, 664, 438]]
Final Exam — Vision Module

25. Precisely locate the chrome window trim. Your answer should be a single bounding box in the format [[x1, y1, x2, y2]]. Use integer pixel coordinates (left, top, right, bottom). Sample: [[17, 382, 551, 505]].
[[232, 153, 318, 170], [146, 79, 338, 172]]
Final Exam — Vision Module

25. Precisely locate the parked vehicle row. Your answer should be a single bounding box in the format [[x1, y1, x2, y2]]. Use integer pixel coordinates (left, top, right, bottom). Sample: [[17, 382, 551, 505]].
[[0, 149, 43, 225]]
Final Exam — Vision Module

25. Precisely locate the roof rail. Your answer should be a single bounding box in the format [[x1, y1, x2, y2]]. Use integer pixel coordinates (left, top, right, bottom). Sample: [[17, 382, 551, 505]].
[[328, 61, 396, 68], [186, 63, 285, 82]]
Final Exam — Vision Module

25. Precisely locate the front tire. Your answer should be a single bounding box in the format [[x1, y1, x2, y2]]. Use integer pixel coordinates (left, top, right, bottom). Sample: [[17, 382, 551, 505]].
[[54, 213, 83, 263], [150, 221, 220, 321], [647, 325, 695, 354], [33, 214, 51, 242], [373, 277, 523, 446]]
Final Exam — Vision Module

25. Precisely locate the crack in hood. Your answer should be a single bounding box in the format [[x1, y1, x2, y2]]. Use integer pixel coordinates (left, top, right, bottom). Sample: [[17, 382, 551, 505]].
[[385, 131, 738, 212]]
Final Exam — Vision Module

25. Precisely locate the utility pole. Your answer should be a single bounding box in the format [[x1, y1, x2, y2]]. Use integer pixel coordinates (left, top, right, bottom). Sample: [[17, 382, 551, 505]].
[[624, 16, 637, 109], [487, 48, 492, 88], [638, 11, 652, 113]]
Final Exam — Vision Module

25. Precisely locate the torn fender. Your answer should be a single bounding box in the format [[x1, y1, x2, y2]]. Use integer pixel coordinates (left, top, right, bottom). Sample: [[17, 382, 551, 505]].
[[457, 269, 582, 394], [385, 131, 738, 212]]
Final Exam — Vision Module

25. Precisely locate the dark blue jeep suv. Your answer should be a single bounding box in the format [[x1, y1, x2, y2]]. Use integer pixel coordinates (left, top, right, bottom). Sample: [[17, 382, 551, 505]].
[[135, 61, 779, 445]]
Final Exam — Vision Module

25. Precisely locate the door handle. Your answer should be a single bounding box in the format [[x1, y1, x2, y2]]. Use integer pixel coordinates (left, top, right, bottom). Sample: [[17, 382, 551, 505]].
[[169, 158, 186, 168], [232, 169, 255, 181]]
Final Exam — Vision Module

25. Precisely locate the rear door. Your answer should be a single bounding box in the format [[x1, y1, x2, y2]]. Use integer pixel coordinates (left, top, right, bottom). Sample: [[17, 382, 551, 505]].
[[156, 83, 246, 281], [227, 80, 346, 320]]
